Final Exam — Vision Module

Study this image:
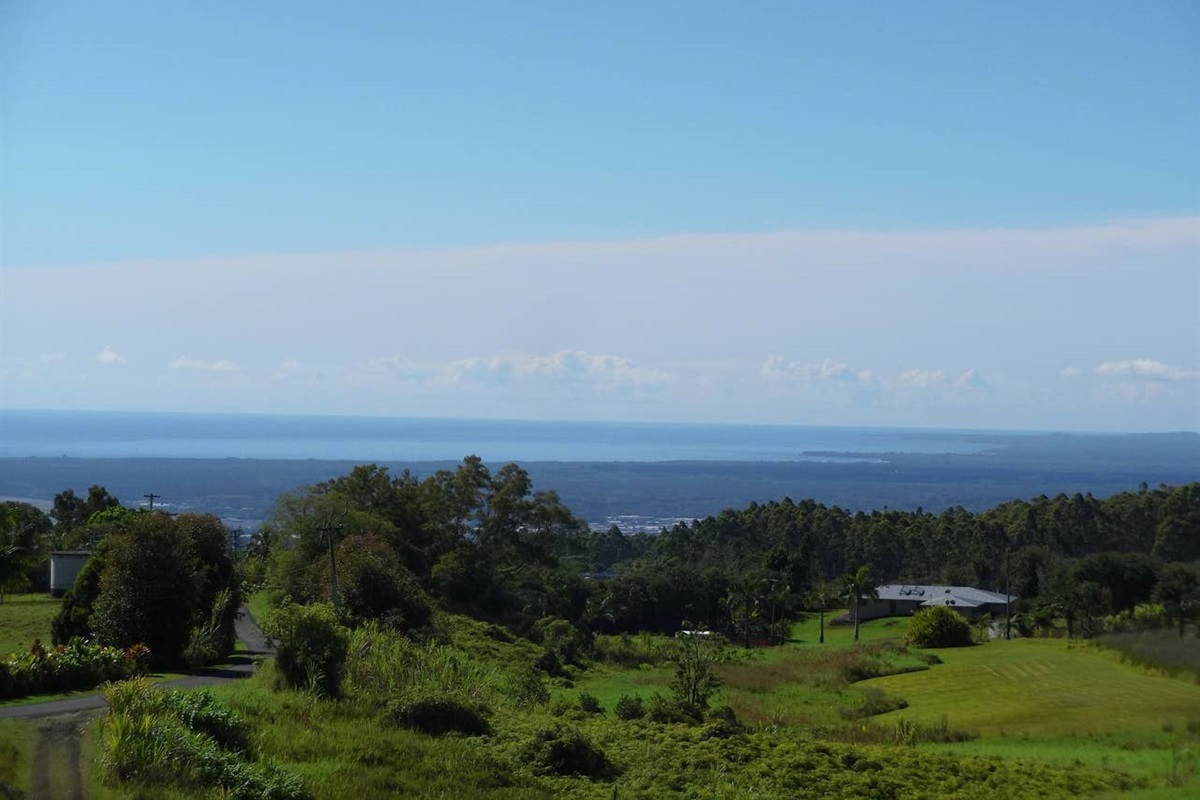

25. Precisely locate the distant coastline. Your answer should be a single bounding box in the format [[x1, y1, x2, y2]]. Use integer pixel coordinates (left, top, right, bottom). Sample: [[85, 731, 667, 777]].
[[0, 408, 1085, 463], [3, 410, 1195, 531]]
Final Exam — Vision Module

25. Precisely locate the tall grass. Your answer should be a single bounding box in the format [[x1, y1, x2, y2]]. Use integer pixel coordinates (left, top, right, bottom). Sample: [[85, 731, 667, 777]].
[[1095, 630, 1200, 682], [343, 622, 547, 711], [100, 678, 306, 799]]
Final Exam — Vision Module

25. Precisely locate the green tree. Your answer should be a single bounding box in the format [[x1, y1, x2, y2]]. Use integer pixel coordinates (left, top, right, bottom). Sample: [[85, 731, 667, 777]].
[[51, 512, 239, 666], [809, 582, 840, 644], [1153, 564, 1199, 638], [0, 502, 52, 596], [670, 630, 726, 708], [843, 565, 878, 642]]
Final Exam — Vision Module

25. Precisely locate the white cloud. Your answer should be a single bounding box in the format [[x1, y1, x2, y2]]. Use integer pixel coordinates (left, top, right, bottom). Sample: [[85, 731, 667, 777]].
[[169, 356, 240, 372], [40, 353, 67, 364], [1093, 359, 1199, 381], [761, 357, 874, 385], [1060, 367, 1085, 378], [268, 359, 322, 384], [367, 350, 670, 396], [955, 369, 989, 391], [896, 369, 946, 388], [97, 347, 127, 366]]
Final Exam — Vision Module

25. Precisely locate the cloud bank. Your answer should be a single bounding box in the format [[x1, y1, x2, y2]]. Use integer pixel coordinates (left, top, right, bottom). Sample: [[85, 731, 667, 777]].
[[2, 217, 1196, 431]]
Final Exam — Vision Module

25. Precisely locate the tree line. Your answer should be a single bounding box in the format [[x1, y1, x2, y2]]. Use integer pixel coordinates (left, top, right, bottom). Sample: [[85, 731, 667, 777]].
[[2, 463, 1197, 664]]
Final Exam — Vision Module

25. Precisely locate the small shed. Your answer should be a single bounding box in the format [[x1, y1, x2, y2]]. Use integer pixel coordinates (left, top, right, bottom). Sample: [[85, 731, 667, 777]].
[[49, 551, 92, 597]]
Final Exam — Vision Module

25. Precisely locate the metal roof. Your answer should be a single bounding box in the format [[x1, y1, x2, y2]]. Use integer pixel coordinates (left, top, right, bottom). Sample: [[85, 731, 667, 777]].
[[875, 583, 1014, 604]]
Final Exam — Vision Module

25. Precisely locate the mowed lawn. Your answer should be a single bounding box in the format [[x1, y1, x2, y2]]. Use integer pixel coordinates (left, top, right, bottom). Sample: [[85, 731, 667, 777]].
[[0, 594, 59, 655], [866, 637, 1200, 737]]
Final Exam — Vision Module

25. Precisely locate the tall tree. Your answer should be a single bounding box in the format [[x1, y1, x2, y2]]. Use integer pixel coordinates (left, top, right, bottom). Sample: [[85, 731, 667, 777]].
[[843, 566, 878, 642], [809, 582, 840, 645]]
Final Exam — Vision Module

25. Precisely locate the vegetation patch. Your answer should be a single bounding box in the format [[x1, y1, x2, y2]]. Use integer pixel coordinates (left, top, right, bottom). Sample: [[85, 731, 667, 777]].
[[100, 678, 307, 799], [521, 723, 612, 779], [0, 638, 148, 700], [0, 594, 61, 656], [386, 692, 491, 737], [263, 602, 349, 698], [1094, 629, 1200, 680], [867, 638, 1200, 738], [905, 606, 974, 649]]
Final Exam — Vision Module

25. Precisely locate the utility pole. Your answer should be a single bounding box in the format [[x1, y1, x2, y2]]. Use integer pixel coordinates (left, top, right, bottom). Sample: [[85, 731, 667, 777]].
[[317, 522, 344, 615], [143, 493, 160, 511], [1004, 548, 1012, 641]]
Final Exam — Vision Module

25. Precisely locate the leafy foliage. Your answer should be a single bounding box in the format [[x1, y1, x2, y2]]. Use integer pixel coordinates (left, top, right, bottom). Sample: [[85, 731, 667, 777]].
[[263, 602, 349, 697], [50, 511, 240, 666], [670, 631, 726, 708], [906, 606, 974, 648], [385, 692, 491, 736], [521, 723, 611, 778], [0, 637, 148, 699]]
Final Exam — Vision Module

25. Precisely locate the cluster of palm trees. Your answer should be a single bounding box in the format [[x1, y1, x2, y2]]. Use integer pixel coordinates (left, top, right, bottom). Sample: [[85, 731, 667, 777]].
[[809, 565, 879, 643]]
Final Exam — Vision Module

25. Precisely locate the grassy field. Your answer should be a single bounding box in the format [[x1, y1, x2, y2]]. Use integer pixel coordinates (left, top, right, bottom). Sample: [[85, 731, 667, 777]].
[[863, 637, 1200, 798], [867, 638, 1200, 737], [6, 600, 1197, 798], [0, 593, 60, 654]]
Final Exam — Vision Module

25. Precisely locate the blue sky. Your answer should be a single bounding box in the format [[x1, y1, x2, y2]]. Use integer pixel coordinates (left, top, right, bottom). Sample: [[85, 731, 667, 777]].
[[1, 1, 1198, 431]]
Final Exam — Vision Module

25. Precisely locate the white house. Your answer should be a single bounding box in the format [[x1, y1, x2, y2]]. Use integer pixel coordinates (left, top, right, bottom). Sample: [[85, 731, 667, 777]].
[[49, 551, 92, 597]]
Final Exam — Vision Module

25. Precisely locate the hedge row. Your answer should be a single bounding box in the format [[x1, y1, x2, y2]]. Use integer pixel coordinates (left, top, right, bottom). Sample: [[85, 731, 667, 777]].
[[0, 639, 149, 699]]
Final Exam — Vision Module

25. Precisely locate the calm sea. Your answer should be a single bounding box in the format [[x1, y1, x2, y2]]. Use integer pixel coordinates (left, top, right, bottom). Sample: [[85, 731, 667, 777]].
[[0, 410, 1009, 462]]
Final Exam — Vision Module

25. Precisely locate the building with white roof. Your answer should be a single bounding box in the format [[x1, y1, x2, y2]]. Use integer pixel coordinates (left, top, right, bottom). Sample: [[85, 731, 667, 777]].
[[858, 584, 1015, 621]]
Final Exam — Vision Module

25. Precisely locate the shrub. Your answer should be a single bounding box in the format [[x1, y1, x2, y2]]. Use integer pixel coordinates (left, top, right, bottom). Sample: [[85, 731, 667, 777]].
[[533, 617, 589, 667], [701, 704, 742, 738], [905, 607, 973, 648], [523, 724, 611, 778], [534, 648, 563, 676], [577, 692, 603, 715], [386, 692, 490, 736], [646, 694, 704, 725], [614, 694, 645, 720], [264, 602, 349, 697], [511, 665, 550, 708], [0, 638, 147, 700]]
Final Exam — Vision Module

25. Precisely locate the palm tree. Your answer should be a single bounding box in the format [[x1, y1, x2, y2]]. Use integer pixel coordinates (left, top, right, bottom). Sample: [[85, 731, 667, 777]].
[[809, 583, 839, 644], [843, 566, 878, 641]]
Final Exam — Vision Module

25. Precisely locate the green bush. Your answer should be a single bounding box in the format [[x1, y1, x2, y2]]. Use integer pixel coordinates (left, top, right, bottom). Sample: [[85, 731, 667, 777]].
[[645, 694, 704, 725], [905, 607, 974, 648], [264, 602, 349, 697], [577, 691, 603, 715], [522, 723, 611, 778], [614, 694, 645, 720], [385, 692, 490, 736], [0, 638, 148, 700], [533, 617, 589, 667]]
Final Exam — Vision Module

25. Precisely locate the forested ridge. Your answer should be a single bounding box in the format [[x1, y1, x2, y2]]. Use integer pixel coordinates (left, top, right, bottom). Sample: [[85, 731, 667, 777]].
[[242, 462, 1200, 645], [3, 462, 1198, 646]]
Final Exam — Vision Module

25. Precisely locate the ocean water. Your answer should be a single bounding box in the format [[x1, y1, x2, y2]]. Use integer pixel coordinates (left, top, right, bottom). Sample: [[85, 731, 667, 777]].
[[0, 409, 1008, 462]]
